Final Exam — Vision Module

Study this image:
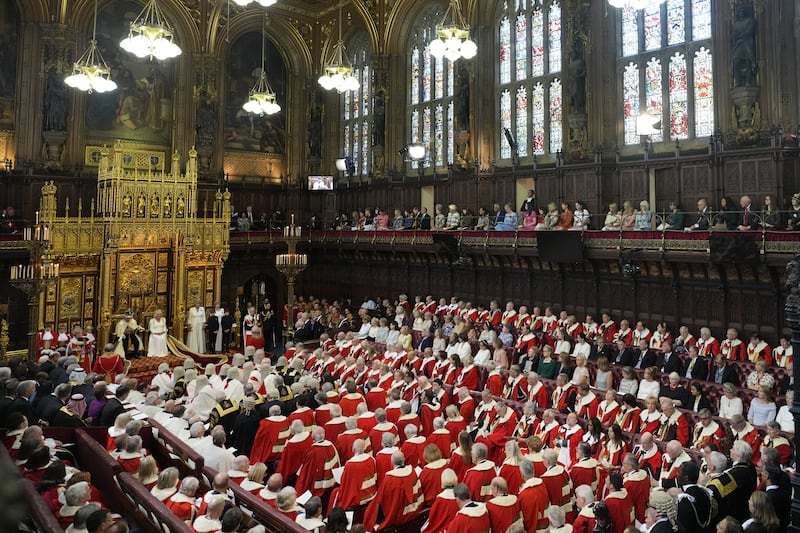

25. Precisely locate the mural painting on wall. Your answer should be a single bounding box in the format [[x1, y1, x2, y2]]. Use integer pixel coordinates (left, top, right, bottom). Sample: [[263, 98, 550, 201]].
[[85, 1, 174, 146], [0, 3, 18, 130], [224, 31, 287, 153]]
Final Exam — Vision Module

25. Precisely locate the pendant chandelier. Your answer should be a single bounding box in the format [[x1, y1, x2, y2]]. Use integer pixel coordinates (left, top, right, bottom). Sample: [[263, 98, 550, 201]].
[[429, 0, 477, 62], [230, 0, 278, 6], [608, 0, 665, 10], [120, 0, 182, 61], [64, 0, 117, 94], [318, 1, 360, 93], [242, 15, 281, 116]]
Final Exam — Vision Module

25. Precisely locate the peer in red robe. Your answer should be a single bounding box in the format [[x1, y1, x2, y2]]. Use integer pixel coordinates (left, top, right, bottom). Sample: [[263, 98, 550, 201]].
[[277, 429, 312, 482], [621, 459, 650, 524], [421, 487, 459, 533], [328, 450, 377, 510], [486, 479, 521, 533], [448, 500, 491, 533], [445, 414, 468, 443], [476, 404, 518, 464], [632, 437, 662, 479], [427, 427, 453, 459], [692, 417, 725, 450], [362, 461, 423, 531], [541, 458, 574, 520], [603, 484, 634, 533], [365, 386, 388, 412], [287, 405, 315, 431], [448, 446, 472, 482], [573, 502, 598, 533], [368, 419, 399, 453], [339, 390, 366, 417], [336, 426, 370, 463], [569, 451, 600, 496], [419, 456, 449, 506], [527, 378, 551, 410], [518, 475, 549, 533], [250, 414, 290, 464], [295, 431, 340, 497]]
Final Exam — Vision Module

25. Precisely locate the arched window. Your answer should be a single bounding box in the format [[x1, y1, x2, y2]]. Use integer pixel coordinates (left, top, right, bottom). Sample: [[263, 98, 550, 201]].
[[408, 5, 456, 171], [619, 0, 713, 146], [342, 34, 371, 176], [498, 0, 563, 161]]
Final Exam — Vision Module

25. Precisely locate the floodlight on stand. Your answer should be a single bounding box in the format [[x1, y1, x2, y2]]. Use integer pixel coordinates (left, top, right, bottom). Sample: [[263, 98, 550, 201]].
[[608, 0, 664, 10], [637, 112, 661, 136], [64, 0, 117, 94], [335, 158, 348, 171], [429, 0, 477, 62], [318, 1, 360, 93], [407, 143, 426, 160], [120, 0, 182, 61]]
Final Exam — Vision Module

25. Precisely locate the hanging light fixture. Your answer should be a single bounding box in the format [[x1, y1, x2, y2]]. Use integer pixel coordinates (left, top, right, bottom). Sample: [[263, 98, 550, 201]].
[[608, 0, 665, 10], [230, 0, 278, 6], [120, 0, 182, 61], [318, 1, 360, 93], [64, 0, 117, 93], [242, 14, 281, 116], [429, 0, 477, 62]]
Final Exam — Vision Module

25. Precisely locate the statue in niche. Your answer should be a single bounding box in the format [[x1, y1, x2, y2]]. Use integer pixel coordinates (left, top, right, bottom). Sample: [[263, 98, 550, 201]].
[[196, 96, 215, 148], [176, 195, 186, 218], [456, 65, 470, 130], [136, 194, 146, 217], [372, 90, 385, 146], [150, 196, 159, 217], [731, 0, 757, 87], [121, 194, 132, 217], [43, 67, 68, 131], [308, 103, 322, 158], [163, 194, 172, 218], [569, 38, 587, 114]]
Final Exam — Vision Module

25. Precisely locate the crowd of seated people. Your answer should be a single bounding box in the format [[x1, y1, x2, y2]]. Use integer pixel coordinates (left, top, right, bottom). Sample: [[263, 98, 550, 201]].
[[234, 191, 800, 234], [1, 291, 795, 533]]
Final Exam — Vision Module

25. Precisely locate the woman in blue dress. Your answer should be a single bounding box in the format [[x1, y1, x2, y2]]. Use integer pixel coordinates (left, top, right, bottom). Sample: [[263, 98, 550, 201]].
[[494, 203, 518, 230]]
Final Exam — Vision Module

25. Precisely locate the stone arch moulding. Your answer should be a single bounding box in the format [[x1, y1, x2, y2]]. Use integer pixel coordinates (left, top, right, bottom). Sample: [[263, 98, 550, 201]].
[[218, 10, 312, 79], [385, 0, 448, 56], [13, 0, 48, 23]]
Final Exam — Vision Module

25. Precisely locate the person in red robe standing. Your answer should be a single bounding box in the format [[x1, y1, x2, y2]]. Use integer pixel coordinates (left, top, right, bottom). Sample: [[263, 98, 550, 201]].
[[277, 421, 312, 483], [420, 390, 443, 436], [92, 343, 125, 383], [448, 483, 491, 532], [419, 444, 449, 506], [336, 417, 370, 463], [573, 485, 598, 533], [448, 431, 474, 482], [365, 380, 388, 412], [498, 441, 525, 495], [517, 458, 550, 533], [556, 412, 584, 468], [541, 448, 574, 521], [463, 443, 497, 502], [363, 450, 424, 531], [621, 453, 650, 525], [486, 477, 521, 533], [445, 404, 468, 443], [324, 404, 348, 444], [569, 442, 600, 496], [295, 427, 340, 497], [632, 432, 662, 479], [250, 405, 290, 464], [527, 372, 551, 410], [166, 477, 200, 524], [603, 472, 634, 533], [368, 408, 399, 453], [421, 468, 460, 533], [399, 424, 428, 468], [427, 417, 453, 459], [328, 439, 377, 510]]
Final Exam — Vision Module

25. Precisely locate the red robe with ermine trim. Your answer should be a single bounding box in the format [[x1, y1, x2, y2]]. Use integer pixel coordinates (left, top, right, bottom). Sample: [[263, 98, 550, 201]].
[[328, 452, 377, 510], [362, 465, 423, 531], [518, 477, 550, 533], [421, 489, 460, 533], [486, 494, 521, 533]]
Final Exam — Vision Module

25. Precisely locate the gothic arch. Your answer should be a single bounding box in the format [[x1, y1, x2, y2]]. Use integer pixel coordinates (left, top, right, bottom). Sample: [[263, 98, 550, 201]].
[[219, 10, 311, 78], [67, 0, 203, 56], [385, 0, 446, 56], [13, 0, 48, 23]]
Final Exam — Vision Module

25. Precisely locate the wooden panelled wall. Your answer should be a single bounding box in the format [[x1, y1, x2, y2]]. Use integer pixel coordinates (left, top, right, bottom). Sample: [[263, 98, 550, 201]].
[[287, 251, 790, 344]]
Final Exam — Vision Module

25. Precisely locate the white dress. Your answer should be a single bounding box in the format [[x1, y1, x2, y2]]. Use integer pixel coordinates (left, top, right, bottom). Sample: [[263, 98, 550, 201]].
[[147, 317, 169, 357], [187, 306, 206, 353]]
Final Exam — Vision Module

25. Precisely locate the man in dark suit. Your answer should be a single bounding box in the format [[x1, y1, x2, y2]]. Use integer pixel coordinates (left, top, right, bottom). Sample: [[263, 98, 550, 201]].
[[520, 190, 535, 214], [491, 203, 504, 228], [683, 345, 709, 381], [676, 463, 715, 533], [762, 465, 790, 533], [711, 354, 738, 385], [0, 379, 17, 427], [590, 338, 614, 361], [737, 195, 759, 231], [417, 330, 433, 352], [613, 339, 635, 366], [34, 382, 72, 425], [8, 379, 37, 425], [657, 341, 683, 375], [417, 207, 431, 230], [687, 198, 711, 231], [707, 440, 758, 523], [100, 384, 131, 427], [632, 339, 658, 370]]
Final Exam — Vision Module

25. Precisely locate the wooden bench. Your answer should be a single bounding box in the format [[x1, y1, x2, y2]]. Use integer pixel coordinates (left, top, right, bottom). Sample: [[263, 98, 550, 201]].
[[117, 471, 194, 533], [148, 418, 206, 482]]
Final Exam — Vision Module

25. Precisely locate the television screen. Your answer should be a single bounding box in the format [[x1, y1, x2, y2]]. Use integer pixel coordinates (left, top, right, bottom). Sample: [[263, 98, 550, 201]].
[[308, 175, 334, 191]]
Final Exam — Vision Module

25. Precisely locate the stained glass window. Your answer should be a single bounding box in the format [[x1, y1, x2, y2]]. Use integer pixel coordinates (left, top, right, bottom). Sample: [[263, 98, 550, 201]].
[[645, 58, 663, 142], [498, 1, 562, 160], [669, 52, 688, 140], [500, 90, 512, 159], [408, 5, 456, 172], [342, 35, 371, 175], [623, 62, 640, 146], [516, 86, 528, 157], [693, 47, 713, 137], [618, 0, 713, 145], [532, 84, 545, 155], [500, 17, 512, 84]]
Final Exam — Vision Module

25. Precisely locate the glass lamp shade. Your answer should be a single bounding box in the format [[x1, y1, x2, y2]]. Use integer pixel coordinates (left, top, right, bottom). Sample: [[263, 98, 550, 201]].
[[120, 26, 182, 60], [407, 143, 426, 160], [335, 158, 348, 171]]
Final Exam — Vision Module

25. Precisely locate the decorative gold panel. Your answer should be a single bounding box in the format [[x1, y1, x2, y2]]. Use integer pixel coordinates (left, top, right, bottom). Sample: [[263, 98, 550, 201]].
[[85, 277, 94, 298], [60, 277, 83, 317], [187, 271, 203, 304], [46, 305, 56, 323], [84, 302, 94, 319], [118, 253, 155, 293], [85, 145, 166, 170], [157, 272, 168, 293]]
